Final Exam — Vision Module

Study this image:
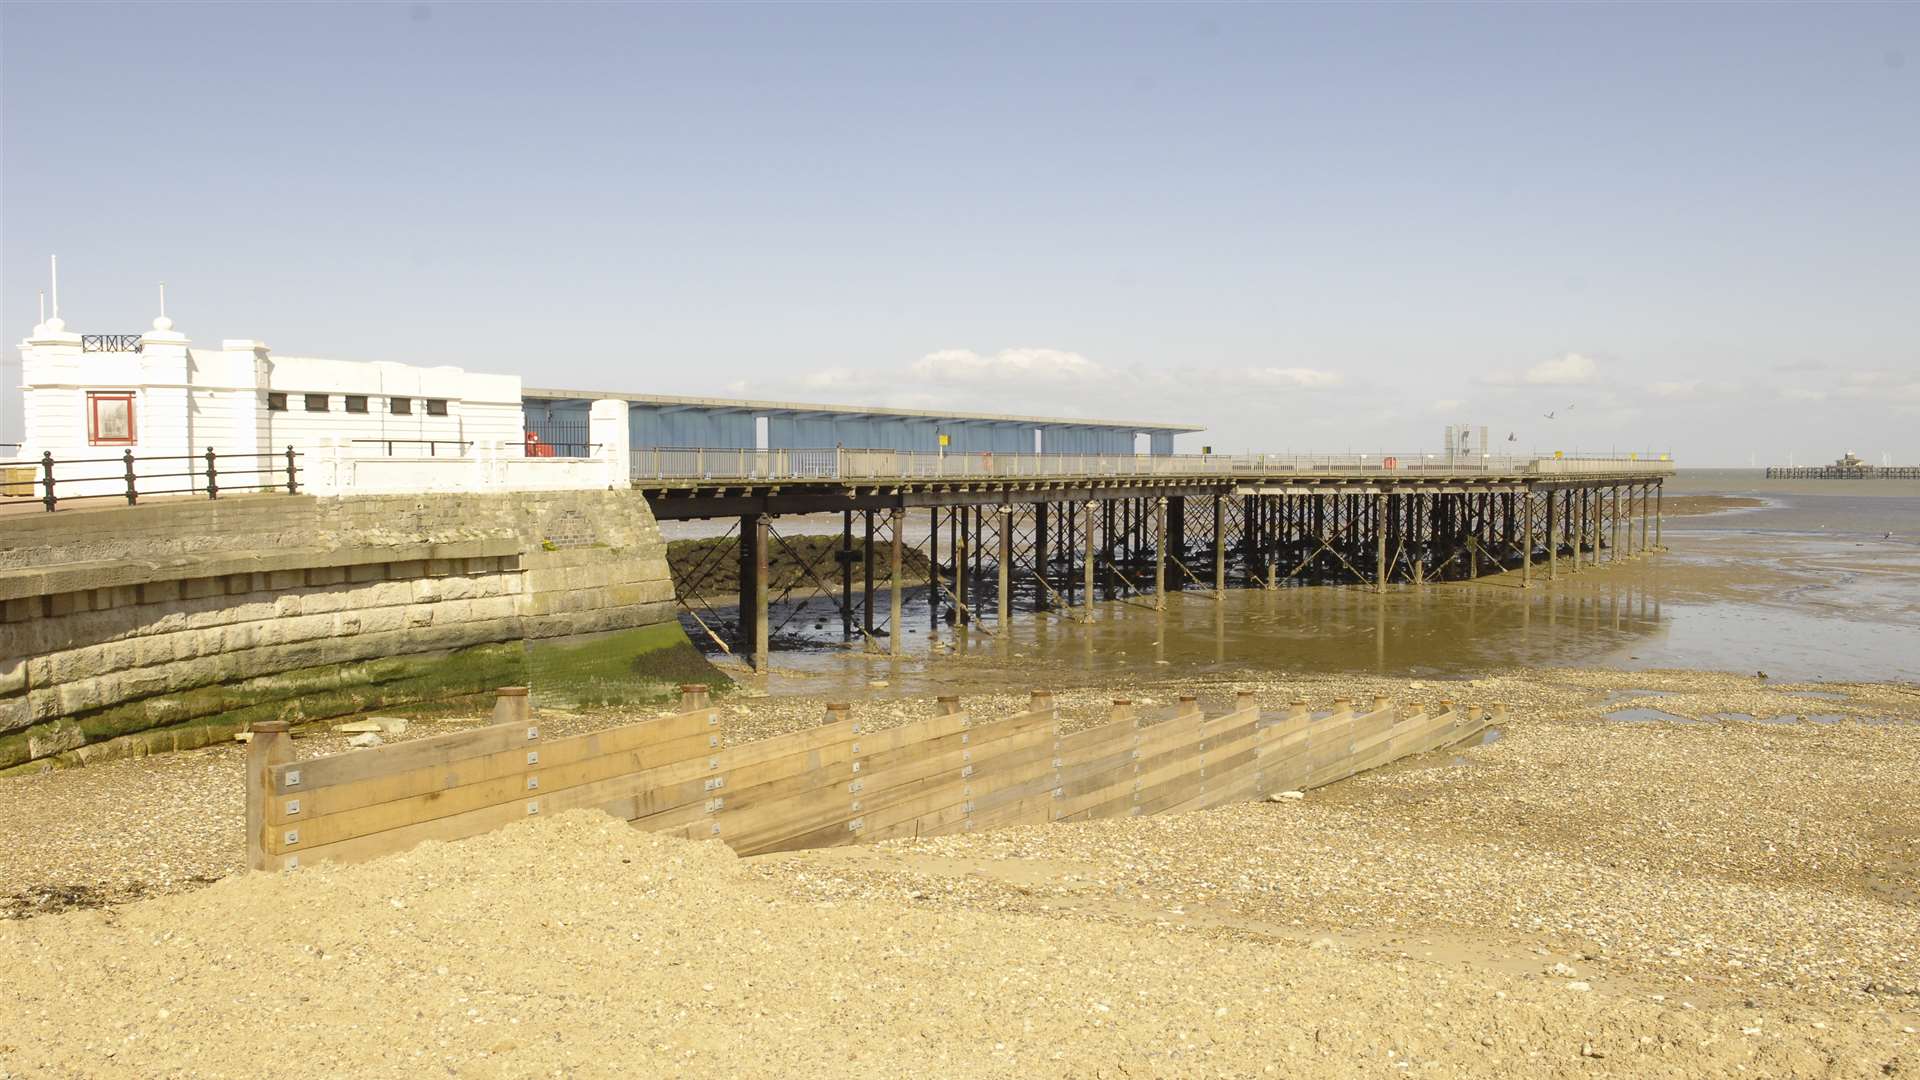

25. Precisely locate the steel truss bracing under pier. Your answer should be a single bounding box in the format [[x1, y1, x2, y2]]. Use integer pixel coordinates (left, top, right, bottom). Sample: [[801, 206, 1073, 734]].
[[640, 457, 1674, 672]]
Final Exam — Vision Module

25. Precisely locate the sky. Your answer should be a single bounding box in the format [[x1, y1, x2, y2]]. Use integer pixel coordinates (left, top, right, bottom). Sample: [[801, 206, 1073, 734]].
[[2, 2, 1915, 465]]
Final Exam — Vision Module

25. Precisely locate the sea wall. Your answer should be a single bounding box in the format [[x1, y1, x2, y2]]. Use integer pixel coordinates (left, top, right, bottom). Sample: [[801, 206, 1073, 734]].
[[0, 489, 693, 771]]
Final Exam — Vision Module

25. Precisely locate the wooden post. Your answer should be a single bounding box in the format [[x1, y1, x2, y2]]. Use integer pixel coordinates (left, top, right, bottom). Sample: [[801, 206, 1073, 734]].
[[936, 694, 961, 716], [491, 685, 530, 725], [678, 684, 710, 712], [1109, 697, 1136, 723], [1082, 501, 1096, 617], [1030, 689, 1055, 714], [1154, 497, 1167, 608], [1176, 694, 1200, 717], [245, 721, 293, 871], [997, 506, 1011, 627], [889, 508, 904, 656]]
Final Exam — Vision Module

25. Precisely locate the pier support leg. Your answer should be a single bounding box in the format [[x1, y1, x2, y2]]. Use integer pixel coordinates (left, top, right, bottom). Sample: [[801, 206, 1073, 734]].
[[1574, 491, 1586, 571], [1611, 486, 1622, 562], [998, 506, 1011, 627], [928, 507, 940, 629], [955, 517, 968, 626], [1547, 491, 1558, 580], [1522, 490, 1534, 587], [1375, 493, 1387, 594], [1083, 501, 1097, 618], [1655, 483, 1663, 549], [1034, 503, 1050, 611], [753, 516, 769, 673], [889, 508, 904, 657], [1154, 497, 1167, 609], [841, 511, 854, 639], [1468, 497, 1480, 579], [1640, 483, 1650, 553], [1212, 495, 1226, 598], [863, 510, 876, 636]]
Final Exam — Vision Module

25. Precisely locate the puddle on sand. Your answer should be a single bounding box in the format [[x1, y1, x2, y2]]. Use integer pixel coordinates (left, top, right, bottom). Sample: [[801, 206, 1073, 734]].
[[1604, 707, 1707, 724], [1479, 727, 1504, 745], [1785, 690, 1849, 702]]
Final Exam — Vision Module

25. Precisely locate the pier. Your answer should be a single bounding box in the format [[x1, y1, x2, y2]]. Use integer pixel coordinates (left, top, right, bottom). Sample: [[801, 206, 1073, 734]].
[[638, 450, 1675, 671]]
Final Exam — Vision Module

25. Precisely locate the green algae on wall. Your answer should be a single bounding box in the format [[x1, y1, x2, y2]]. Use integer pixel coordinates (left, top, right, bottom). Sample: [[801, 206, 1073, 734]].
[[0, 642, 528, 774], [525, 622, 731, 709]]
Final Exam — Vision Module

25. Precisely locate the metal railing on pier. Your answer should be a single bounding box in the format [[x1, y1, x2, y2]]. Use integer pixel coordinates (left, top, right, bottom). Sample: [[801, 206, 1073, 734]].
[[629, 447, 1673, 483], [0, 448, 302, 512]]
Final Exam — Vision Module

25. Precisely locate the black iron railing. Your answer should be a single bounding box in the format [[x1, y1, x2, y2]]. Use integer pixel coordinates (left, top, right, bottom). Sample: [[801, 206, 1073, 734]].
[[81, 334, 145, 353], [0, 448, 301, 512]]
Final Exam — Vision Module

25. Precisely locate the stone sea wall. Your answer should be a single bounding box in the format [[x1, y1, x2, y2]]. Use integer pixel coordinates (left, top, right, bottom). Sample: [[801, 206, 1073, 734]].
[[0, 489, 697, 772]]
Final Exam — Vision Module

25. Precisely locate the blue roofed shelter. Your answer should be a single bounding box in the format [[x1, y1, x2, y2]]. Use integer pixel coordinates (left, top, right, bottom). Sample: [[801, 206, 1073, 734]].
[[520, 389, 1199, 457]]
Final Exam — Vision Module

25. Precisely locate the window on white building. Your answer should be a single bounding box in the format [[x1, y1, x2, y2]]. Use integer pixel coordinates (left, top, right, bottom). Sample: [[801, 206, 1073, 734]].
[[426, 399, 449, 416], [345, 395, 369, 414], [267, 392, 288, 412], [87, 392, 136, 446], [304, 394, 330, 412], [391, 397, 412, 415]]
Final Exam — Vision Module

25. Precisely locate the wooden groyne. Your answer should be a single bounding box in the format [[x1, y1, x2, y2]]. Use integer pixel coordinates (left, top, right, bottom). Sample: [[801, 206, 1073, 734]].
[[244, 685, 1499, 870]]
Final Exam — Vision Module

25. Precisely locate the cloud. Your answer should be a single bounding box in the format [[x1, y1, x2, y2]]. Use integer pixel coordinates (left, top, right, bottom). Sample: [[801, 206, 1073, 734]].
[[1429, 398, 1464, 414], [1648, 380, 1703, 400], [1233, 366, 1343, 389], [797, 366, 860, 390], [1524, 353, 1598, 386], [910, 347, 1106, 385], [1779, 388, 1828, 402]]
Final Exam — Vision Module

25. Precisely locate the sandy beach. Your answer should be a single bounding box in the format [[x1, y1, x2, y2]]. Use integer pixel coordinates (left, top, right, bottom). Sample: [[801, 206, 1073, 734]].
[[3, 477, 1916, 1077]]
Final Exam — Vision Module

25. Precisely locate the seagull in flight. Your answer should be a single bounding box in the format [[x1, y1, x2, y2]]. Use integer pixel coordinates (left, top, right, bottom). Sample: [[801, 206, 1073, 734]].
[[1543, 411, 1556, 420]]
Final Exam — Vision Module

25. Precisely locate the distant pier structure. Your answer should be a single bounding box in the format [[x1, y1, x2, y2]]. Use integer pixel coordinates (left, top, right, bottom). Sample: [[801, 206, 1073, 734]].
[[1766, 453, 1919, 479]]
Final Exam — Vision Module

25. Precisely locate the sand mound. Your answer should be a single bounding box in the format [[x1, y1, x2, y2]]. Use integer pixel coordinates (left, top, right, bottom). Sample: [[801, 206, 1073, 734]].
[[1, 808, 1909, 1078]]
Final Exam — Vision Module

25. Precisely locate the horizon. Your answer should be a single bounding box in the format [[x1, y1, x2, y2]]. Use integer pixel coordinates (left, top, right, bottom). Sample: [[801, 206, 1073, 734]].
[[4, 3, 1916, 467]]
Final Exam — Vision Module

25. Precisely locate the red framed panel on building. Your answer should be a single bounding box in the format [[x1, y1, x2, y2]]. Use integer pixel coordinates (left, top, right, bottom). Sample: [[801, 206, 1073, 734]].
[[87, 391, 137, 446]]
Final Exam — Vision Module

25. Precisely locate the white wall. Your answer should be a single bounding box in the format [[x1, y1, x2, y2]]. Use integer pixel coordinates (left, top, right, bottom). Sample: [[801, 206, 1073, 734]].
[[11, 319, 634, 500]]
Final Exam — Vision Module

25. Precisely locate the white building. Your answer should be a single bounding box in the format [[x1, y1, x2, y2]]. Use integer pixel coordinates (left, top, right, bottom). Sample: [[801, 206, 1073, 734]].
[[9, 301, 627, 500]]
